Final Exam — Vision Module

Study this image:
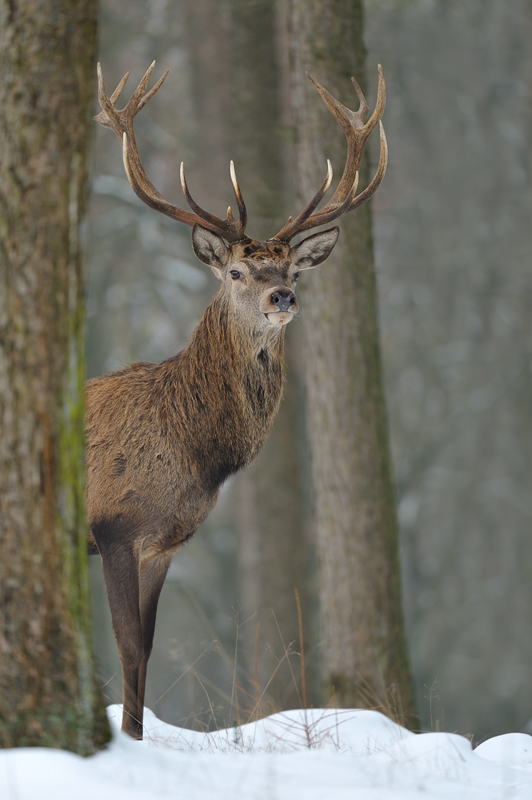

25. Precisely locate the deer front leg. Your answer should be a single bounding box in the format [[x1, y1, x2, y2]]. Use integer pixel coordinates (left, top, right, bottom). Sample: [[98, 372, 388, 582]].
[[98, 540, 144, 739], [137, 553, 172, 720]]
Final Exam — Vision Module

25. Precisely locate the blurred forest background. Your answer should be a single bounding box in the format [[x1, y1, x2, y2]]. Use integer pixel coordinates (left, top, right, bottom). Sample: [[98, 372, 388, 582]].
[[87, 0, 532, 741]]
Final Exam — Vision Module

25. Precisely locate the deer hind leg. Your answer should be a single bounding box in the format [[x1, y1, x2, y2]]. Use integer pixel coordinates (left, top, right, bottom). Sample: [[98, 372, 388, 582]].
[[98, 539, 145, 739], [137, 553, 173, 723]]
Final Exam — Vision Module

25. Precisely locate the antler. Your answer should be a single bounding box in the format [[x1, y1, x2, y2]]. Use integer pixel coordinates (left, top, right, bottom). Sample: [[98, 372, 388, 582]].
[[273, 66, 388, 242], [95, 62, 248, 242]]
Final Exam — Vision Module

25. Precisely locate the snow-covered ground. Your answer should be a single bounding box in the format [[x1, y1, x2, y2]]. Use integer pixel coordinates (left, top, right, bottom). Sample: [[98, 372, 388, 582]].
[[1, 705, 531, 799]]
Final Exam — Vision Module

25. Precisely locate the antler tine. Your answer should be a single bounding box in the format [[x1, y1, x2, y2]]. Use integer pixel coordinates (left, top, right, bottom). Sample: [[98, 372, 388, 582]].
[[95, 63, 117, 130], [274, 160, 333, 241], [124, 61, 158, 114], [180, 163, 246, 241], [95, 63, 248, 243], [350, 77, 369, 123], [347, 120, 388, 212], [230, 161, 248, 234], [120, 133, 197, 225], [180, 163, 225, 230], [363, 64, 386, 137], [273, 66, 387, 242], [137, 69, 169, 114], [109, 71, 130, 106]]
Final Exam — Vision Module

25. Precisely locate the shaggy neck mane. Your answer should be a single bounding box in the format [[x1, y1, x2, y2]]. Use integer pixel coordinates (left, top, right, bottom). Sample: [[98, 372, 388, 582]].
[[183, 289, 285, 379], [161, 289, 286, 485]]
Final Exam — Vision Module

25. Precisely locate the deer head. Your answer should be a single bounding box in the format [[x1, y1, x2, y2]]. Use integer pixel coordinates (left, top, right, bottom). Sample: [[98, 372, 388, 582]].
[[190, 226, 340, 332], [94, 62, 387, 331]]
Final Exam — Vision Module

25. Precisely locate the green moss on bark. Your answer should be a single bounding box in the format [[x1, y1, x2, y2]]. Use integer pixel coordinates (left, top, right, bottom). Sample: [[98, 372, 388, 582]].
[[0, 0, 110, 752]]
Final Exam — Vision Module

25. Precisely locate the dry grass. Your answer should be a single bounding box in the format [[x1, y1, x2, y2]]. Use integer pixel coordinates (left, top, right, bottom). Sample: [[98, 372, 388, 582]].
[[99, 589, 415, 743]]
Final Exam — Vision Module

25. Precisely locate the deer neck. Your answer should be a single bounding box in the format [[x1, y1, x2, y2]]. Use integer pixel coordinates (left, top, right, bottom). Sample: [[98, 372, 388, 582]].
[[176, 291, 286, 480], [190, 289, 286, 376]]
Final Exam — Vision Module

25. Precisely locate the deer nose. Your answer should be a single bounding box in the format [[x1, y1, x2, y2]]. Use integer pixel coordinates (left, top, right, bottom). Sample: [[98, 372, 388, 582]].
[[271, 289, 296, 312]]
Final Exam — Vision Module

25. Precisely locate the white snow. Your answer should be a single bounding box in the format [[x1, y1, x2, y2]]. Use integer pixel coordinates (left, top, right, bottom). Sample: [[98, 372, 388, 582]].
[[1, 705, 531, 799]]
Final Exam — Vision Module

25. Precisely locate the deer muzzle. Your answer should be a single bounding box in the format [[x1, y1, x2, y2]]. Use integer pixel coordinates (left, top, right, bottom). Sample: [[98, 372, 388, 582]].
[[260, 286, 299, 325]]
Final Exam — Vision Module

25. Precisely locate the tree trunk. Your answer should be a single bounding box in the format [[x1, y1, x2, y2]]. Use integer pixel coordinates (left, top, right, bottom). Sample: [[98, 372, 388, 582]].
[[0, 0, 110, 752], [287, 0, 417, 726]]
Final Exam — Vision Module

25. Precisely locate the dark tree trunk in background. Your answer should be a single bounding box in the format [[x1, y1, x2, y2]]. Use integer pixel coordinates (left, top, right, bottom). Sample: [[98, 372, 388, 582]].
[[287, 0, 417, 725], [0, 0, 110, 751]]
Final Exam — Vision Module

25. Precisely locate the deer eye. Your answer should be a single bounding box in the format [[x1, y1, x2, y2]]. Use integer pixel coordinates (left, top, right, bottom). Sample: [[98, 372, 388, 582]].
[[292, 272, 300, 282], [230, 270, 242, 280]]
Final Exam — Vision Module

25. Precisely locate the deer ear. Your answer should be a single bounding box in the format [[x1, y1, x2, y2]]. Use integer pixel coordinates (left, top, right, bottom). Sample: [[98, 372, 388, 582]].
[[290, 227, 340, 269], [192, 224, 229, 279]]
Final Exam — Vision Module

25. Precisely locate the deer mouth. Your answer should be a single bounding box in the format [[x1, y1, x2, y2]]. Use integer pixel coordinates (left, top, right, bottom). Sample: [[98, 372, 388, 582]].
[[264, 311, 295, 326]]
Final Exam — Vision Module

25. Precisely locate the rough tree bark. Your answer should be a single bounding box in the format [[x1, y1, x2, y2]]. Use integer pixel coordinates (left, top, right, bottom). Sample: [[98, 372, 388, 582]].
[[0, 0, 110, 751], [287, 0, 417, 725]]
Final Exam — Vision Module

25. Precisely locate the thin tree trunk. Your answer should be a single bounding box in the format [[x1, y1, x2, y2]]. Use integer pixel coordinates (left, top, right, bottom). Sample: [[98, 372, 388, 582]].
[[0, 0, 110, 751], [287, 0, 417, 726]]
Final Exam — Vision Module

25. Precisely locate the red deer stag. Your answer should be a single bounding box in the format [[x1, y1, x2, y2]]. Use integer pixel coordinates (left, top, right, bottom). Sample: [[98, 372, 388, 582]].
[[88, 61, 387, 739]]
